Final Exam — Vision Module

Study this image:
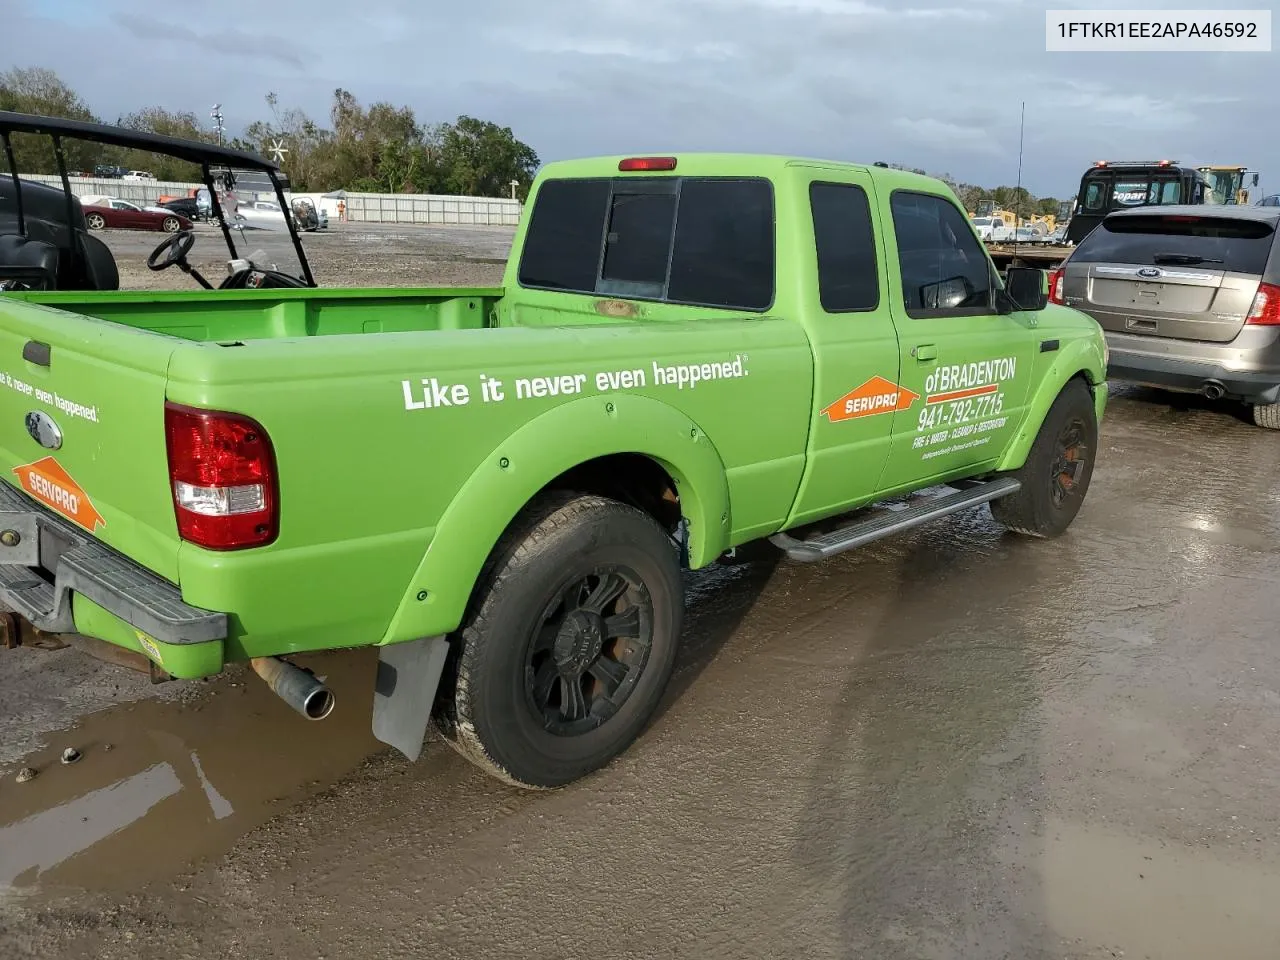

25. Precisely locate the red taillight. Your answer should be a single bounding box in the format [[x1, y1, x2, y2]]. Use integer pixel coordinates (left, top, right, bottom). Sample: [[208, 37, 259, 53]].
[[1246, 282, 1280, 326], [164, 402, 278, 550], [1048, 268, 1064, 304], [618, 156, 676, 172]]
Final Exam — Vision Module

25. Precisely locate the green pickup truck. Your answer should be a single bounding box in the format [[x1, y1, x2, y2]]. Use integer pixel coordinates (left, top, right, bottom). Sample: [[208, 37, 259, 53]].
[[0, 115, 1107, 788]]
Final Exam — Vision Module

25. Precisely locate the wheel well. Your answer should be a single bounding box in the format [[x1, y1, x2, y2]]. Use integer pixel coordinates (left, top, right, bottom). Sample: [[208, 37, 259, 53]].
[[540, 453, 682, 533]]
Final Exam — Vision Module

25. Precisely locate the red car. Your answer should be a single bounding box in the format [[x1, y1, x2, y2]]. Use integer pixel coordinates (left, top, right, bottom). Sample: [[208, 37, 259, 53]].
[[81, 198, 192, 233]]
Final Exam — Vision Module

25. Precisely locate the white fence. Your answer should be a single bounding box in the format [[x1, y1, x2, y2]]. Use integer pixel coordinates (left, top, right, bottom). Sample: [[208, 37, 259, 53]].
[[342, 192, 522, 227], [17, 174, 524, 227]]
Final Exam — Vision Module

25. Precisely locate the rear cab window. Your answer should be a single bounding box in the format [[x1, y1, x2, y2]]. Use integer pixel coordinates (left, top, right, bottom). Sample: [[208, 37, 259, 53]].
[[1072, 214, 1277, 275], [1081, 174, 1186, 213], [518, 175, 775, 311], [809, 181, 879, 312]]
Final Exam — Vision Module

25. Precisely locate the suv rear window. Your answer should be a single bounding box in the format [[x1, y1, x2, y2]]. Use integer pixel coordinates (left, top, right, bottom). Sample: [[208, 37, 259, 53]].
[[1072, 214, 1276, 275], [518, 176, 775, 310]]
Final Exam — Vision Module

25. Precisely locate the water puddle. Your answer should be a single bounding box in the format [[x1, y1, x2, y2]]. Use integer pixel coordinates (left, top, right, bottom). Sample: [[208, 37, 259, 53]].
[[1042, 818, 1280, 958], [0, 648, 384, 900]]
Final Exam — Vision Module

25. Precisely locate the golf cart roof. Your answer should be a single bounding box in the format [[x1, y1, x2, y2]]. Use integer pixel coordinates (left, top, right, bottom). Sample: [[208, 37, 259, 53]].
[[0, 110, 280, 172]]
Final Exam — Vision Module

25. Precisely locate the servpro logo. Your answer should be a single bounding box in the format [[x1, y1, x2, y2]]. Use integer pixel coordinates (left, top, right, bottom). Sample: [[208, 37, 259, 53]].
[[12, 456, 105, 531], [822, 376, 920, 423]]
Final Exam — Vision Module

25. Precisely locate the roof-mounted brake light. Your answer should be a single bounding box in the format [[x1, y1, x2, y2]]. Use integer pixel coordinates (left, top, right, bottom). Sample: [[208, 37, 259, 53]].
[[618, 157, 676, 172]]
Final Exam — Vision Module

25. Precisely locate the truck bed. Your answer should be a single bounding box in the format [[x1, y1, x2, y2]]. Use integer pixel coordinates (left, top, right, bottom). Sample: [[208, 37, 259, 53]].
[[8, 286, 504, 340]]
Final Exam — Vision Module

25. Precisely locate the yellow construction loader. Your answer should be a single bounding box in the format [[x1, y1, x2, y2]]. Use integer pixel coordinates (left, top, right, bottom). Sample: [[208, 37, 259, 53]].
[[1196, 166, 1260, 205]]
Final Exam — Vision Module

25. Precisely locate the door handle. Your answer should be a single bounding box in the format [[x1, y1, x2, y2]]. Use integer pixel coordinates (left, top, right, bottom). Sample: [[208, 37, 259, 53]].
[[912, 344, 937, 361]]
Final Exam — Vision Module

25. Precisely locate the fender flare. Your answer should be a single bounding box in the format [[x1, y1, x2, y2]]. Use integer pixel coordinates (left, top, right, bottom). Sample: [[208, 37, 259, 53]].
[[996, 334, 1107, 472], [380, 392, 731, 645]]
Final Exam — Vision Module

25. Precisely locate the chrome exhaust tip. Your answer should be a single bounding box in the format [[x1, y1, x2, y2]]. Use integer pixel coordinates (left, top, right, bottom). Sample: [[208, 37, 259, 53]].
[[1203, 381, 1226, 401], [250, 656, 335, 720]]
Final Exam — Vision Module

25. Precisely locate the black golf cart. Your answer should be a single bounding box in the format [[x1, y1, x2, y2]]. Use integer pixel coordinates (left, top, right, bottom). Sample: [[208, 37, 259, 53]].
[[0, 110, 317, 292]]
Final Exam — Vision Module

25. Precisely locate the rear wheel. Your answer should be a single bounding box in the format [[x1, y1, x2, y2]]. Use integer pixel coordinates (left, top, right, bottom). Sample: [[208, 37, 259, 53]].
[[433, 492, 683, 789], [162, 216, 180, 233], [1251, 402, 1280, 430], [85, 213, 105, 230], [990, 379, 1098, 538]]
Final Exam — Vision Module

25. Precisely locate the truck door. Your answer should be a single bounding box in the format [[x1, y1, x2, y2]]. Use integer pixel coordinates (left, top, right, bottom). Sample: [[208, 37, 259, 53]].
[[784, 172, 903, 526], [877, 189, 1036, 491]]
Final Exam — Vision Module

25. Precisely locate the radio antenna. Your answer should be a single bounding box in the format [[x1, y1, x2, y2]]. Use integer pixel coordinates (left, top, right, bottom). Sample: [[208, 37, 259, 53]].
[[1012, 100, 1026, 267]]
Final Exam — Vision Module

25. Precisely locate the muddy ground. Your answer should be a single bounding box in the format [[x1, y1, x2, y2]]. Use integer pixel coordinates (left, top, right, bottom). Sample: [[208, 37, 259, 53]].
[[3, 225, 1280, 959]]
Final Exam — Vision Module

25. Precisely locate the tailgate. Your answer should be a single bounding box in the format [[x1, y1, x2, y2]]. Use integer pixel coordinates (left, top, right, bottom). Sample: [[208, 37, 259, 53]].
[[0, 297, 181, 582], [1082, 263, 1260, 343]]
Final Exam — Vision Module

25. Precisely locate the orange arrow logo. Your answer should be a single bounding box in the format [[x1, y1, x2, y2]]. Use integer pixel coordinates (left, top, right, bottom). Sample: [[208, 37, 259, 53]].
[[821, 376, 920, 423], [12, 457, 105, 531]]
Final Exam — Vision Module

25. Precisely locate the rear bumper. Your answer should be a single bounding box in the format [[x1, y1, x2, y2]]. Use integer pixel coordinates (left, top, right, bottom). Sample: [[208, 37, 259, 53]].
[[1107, 349, 1280, 404], [0, 479, 226, 645]]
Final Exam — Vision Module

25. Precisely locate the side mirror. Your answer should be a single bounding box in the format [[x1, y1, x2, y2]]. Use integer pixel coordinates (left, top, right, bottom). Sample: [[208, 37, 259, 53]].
[[1004, 266, 1048, 311], [1252, 174, 1260, 186]]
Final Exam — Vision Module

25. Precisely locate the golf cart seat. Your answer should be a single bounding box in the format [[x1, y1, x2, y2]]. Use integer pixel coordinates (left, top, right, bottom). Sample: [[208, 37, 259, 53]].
[[74, 232, 119, 290], [0, 176, 120, 291], [0, 233, 59, 291]]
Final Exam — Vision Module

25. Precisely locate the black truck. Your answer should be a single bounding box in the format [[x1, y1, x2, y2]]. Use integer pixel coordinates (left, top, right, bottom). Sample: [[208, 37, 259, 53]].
[[1066, 160, 1212, 245]]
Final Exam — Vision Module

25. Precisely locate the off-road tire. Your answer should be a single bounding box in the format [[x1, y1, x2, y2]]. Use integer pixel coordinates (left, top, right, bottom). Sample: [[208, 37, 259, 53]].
[[162, 216, 181, 233], [85, 213, 105, 230], [433, 491, 683, 789], [990, 378, 1098, 538], [1251, 402, 1280, 430]]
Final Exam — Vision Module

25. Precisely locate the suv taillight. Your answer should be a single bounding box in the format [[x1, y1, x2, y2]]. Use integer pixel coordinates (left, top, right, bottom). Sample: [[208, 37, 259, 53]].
[[1048, 268, 1065, 304], [164, 402, 279, 550], [1246, 282, 1280, 326]]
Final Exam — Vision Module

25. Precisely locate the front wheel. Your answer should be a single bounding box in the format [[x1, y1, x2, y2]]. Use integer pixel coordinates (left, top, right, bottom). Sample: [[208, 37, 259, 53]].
[[162, 216, 180, 233], [990, 378, 1098, 538], [433, 492, 683, 789]]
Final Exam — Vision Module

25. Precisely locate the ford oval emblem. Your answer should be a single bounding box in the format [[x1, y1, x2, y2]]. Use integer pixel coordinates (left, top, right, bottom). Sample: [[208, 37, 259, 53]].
[[1137, 267, 1163, 279], [24, 411, 62, 450]]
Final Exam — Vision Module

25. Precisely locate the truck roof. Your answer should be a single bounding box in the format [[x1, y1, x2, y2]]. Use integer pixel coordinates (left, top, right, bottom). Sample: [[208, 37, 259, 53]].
[[536, 153, 947, 190]]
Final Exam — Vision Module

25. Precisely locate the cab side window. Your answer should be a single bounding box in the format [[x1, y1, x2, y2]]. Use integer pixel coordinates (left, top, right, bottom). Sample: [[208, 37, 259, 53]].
[[810, 181, 879, 312], [890, 191, 993, 317]]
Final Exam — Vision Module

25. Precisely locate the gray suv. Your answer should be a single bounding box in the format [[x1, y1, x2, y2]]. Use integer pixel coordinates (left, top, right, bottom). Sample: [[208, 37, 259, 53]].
[[1051, 205, 1280, 428]]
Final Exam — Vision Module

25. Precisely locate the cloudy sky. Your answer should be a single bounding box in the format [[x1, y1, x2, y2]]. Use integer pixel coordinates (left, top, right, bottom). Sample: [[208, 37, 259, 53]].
[[5, 0, 1275, 197]]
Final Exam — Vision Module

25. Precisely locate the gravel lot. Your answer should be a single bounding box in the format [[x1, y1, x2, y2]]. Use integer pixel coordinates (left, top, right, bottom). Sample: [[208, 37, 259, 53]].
[[3, 224, 1280, 960], [105, 220, 514, 290]]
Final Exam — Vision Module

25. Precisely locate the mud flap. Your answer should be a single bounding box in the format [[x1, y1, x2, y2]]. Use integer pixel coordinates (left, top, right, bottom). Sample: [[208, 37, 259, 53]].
[[371, 635, 449, 762]]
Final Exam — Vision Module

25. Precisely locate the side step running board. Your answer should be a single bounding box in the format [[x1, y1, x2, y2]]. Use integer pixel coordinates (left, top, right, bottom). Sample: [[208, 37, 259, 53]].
[[769, 477, 1022, 562]]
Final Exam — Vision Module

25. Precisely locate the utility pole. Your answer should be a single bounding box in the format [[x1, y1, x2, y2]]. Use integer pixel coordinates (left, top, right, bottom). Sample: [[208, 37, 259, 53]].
[[211, 104, 225, 147]]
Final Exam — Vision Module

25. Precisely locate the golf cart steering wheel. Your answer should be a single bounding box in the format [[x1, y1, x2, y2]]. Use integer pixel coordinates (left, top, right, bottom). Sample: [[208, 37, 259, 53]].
[[145, 229, 213, 289], [147, 229, 196, 271]]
